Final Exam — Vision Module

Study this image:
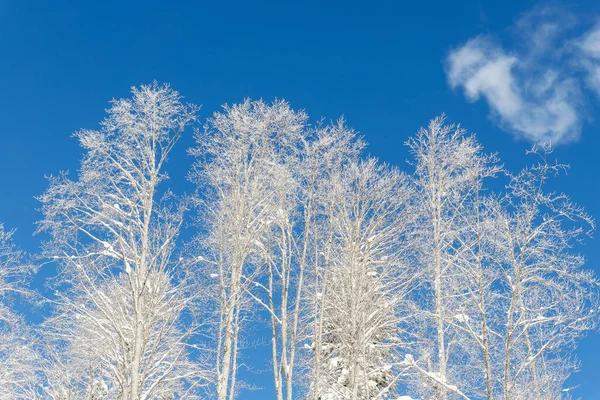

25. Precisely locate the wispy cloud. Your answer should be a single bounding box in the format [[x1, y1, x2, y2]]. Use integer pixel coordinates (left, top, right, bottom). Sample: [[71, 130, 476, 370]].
[[446, 7, 600, 144], [579, 23, 600, 97]]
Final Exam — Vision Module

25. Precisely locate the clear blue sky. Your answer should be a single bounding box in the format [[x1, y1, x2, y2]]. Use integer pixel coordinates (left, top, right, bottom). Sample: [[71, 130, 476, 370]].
[[1, 1, 599, 398]]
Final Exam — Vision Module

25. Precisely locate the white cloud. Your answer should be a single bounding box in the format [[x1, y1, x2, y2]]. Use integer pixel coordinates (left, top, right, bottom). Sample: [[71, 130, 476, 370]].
[[579, 23, 600, 97], [580, 24, 600, 58], [446, 9, 600, 144]]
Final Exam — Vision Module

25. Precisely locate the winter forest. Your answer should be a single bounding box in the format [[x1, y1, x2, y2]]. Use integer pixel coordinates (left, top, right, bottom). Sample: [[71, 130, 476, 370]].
[[0, 82, 598, 400]]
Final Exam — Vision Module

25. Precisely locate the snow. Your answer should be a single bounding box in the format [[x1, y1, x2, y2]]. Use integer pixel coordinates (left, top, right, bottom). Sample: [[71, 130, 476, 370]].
[[454, 313, 470, 323], [329, 357, 340, 368], [428, 371, 443, 381]]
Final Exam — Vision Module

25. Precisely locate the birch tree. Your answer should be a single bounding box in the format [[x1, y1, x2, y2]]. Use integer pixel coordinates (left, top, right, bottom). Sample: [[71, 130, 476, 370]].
[[189, 99, 307, 400], [241, 103, 308, 400], [253, 118, 366, 400], [0, 224, 39, 399], [404, 116, 498, 400], [295, 121, 366, 400], [402, 118, 598, 400], [489, 145, 598, 400], [310, 159, 415, 400], [423, 143, 501, 400], [37, 83, 207, 399]]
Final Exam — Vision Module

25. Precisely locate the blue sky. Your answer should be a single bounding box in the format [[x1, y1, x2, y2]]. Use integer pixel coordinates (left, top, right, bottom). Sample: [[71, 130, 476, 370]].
[[1, 0, 600, 398]]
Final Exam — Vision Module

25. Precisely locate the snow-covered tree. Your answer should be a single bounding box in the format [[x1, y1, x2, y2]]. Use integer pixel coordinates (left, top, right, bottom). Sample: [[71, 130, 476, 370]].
[[260, 117, 369, 400], [0, 224, 39, 399], [401, 118, 598, 400], [37, 83, 207, 399], [238, 101, 308, 400], [300, 120, 365, 396], [2, 84, 595, 400], [310, 159, 415, 400], [403, 116, 497, 400], [190, 99, 308, 400], [436, 167, 502, 400], [488, 145, 598, 400]]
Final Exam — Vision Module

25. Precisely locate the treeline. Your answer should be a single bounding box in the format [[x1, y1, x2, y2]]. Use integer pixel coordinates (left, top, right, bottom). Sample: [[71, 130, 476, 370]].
[[0, 83, 597, 400]]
